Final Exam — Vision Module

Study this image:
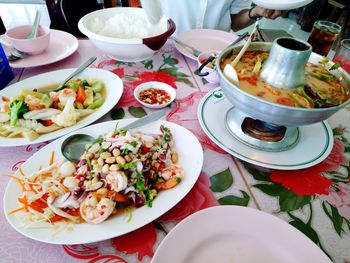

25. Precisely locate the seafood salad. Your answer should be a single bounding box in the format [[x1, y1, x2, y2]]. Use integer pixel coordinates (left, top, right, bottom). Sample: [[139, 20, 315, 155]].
[[0, 78, 105, 141], [10, 125, 183, 225]]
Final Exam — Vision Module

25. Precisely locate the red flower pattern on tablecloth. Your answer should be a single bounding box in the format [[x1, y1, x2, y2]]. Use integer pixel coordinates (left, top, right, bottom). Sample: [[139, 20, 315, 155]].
[[270, 139, 347, 196], [63, 244, 128, 262], [320, 183, 350, 219], [321, 138, 348, 171], [159, 173, 219, 223], [112, 223, 156, 261], [111, 68, 125, 78], [97, 58, 117, 69], [132, 71, 177, 88]]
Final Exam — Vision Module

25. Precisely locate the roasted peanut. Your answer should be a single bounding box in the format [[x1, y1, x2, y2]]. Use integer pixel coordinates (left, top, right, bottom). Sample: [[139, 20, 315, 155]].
[[100, 151, 112, 159], [105, 156, 116, 164], [102, 164, 110, 173], [112, 148, 121, 157], [171, 152, 178, 163], [110, 164, 118, 171], [116, 156, 126, 165], [97, 157, 105, 166]]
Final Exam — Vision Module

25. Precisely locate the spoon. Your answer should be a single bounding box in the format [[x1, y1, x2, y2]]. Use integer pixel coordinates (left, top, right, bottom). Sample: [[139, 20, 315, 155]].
[[223, 21, 259, 85], [42, 56, 97, 93], [140, 0, 163, 24], [61, 109, 167, 162], [27, 10, 41, 39]]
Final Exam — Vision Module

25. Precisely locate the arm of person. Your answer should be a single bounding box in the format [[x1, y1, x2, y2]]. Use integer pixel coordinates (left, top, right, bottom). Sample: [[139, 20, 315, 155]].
[[230, 6, 286, 31]]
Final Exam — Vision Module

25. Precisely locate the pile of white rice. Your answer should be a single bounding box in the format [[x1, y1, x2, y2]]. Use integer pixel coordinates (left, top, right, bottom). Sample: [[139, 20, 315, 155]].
[[90, 13, 166, 39]]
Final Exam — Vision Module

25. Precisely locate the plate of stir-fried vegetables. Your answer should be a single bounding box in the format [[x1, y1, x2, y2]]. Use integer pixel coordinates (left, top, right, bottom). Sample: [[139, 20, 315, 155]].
[[3, 119, 203, 244], [0, 68, 123, 146]]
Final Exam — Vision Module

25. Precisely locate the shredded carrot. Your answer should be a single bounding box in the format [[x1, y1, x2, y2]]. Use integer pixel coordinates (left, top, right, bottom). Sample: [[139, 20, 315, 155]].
[[49, 151, 55, 165], [6, 175, 27, 192], [9, 206, 26, 215], [18, 197, 28, 206]]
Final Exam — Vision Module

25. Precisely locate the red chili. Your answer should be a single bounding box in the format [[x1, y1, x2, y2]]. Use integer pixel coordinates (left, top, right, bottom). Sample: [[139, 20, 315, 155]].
[[139, 88, 171, 105], [141, 146, 150, 154]]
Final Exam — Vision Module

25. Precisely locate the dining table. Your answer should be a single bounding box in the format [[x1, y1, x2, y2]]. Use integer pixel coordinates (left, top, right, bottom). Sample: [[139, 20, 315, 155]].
[[0, 37, 350, 263]]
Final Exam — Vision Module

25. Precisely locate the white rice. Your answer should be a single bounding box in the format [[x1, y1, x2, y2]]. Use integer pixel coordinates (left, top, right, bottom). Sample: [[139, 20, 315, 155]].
[[89, 13, 166, 39]]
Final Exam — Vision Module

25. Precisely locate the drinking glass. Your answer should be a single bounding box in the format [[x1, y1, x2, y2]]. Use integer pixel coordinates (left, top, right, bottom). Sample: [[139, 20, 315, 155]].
[[307, 20, 342, 56], [333, 39, 350, 74]]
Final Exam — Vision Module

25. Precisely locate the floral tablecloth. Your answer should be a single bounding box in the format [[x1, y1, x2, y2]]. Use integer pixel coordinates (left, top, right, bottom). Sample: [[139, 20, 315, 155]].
[[0, 40, 349, 263]]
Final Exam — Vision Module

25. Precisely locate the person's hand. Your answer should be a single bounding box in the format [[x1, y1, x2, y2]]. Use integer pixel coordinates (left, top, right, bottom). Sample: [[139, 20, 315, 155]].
[[250, 6, 287, 20]]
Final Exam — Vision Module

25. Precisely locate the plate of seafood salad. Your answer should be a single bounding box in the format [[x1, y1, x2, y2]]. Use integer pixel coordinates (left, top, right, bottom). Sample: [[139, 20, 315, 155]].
[[3, 119, 203, 244], [0, 68, 123, 146]]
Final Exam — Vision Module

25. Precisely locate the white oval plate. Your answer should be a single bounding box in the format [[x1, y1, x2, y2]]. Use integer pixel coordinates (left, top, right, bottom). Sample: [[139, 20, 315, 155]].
[[0, 68, 123, 147], [3, 119, 203, 244], [197, 88, 333, 170], [252, 0, 313, 10], [152, 206, 331, 263]]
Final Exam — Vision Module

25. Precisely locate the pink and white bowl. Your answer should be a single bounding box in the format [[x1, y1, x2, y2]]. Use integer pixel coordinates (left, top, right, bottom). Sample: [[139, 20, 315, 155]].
[[5, 25, 51, 55]]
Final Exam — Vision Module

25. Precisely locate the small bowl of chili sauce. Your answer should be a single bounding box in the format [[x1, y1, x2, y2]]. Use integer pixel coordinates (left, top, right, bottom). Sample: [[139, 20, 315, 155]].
[[134, 81, 176, 109]]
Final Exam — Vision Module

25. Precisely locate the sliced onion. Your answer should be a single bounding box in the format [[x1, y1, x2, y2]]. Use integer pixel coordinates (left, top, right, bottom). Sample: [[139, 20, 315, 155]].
[[47, 196, 79, 220], [51, 192, 80, 209]]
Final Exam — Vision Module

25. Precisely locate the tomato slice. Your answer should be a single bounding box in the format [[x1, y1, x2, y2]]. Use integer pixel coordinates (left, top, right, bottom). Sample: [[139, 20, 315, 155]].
[[276, 97, 295, 106]]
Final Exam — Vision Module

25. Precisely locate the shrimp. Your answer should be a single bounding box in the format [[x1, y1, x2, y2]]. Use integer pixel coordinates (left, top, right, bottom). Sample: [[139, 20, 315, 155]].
[[51, 88, 76, 103], [24, 95, 45, 111], [0, 99, 10, 113], [106, 171, 128, 192], [154, 165, 184, 190], [80, 193, 115, 224]]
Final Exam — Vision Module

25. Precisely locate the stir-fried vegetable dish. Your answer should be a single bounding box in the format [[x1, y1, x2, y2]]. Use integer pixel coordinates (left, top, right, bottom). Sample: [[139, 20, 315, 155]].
[[10, 125, 183, 225], [0, 79, 105, 141], [221, 51, 349, 108]]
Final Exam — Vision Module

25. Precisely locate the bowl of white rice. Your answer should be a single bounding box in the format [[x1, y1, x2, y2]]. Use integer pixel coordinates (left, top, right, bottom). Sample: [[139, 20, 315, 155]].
[[78, 7, 175, 62]]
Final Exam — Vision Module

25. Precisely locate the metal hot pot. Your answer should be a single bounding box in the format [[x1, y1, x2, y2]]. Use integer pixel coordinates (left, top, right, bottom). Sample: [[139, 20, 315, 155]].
[[216, 37, 350, 151]]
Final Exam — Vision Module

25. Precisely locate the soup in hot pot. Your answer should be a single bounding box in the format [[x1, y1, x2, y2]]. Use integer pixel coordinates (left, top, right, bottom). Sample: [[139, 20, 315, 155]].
[[220, 51, 349, 108]]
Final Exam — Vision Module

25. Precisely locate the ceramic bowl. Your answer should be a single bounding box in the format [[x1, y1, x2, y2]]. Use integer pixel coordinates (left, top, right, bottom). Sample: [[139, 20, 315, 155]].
[[5, 25, 50, 54], [197, 50, 220, 84], [78, 7, 175, 62], [134, 81, 176, 109]]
